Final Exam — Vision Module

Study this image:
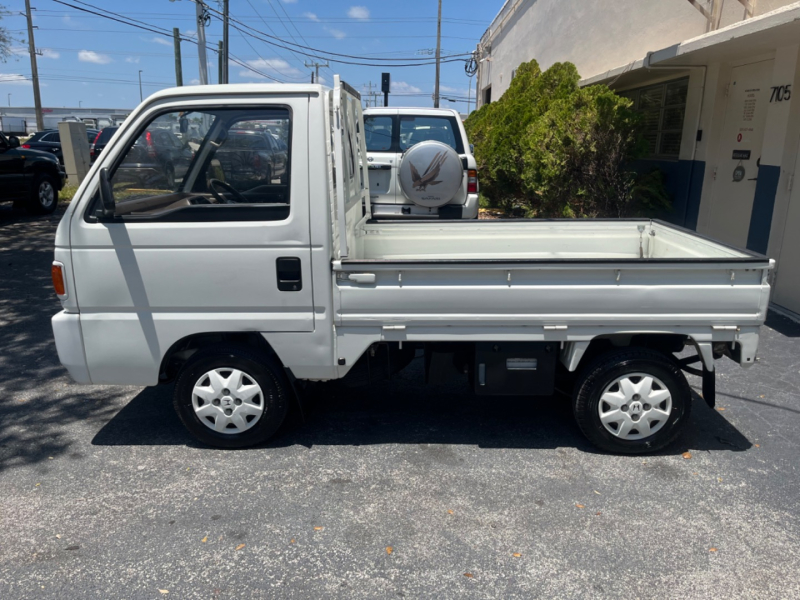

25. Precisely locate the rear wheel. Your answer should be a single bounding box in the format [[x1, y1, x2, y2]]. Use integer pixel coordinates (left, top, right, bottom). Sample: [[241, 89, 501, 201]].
[[572, 348, 692, 454], [27, 173, 59, 215], [173, 345, 289, 448]]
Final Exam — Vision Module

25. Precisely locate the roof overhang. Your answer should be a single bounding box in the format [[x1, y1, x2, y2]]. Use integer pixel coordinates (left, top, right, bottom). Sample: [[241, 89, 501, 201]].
[[581, 3, 800, 88]]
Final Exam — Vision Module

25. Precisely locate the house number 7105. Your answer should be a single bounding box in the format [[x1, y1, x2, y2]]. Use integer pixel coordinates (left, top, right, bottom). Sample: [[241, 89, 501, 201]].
[[770, 85, 792, 102]]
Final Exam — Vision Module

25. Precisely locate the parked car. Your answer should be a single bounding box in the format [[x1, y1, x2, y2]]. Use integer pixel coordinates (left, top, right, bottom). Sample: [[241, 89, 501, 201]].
[[115, 127, 193, 190], [22, 128, 100, 165], [213, 129, 289, 190], [52, 77, 772, 454], [0, 131, 66, 214], [363, 107, 479, 219], [90, 126, 119, 162]]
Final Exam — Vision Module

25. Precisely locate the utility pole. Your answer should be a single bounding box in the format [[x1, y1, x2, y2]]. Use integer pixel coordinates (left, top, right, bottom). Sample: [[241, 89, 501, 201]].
[[222, 0, 229, 84], [363, 81, 376, 107], [24, 0, 44, 131], [173, 27, 183, 86], [218, 41, 224, 85], [196, 0, 209, 85], [433, 0, 442, 108], [138, 70, 143, 102], [304, 60, 329, 84]]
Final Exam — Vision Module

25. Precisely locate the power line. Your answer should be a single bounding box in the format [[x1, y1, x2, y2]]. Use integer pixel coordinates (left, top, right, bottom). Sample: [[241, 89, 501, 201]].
[[242, 0, 308, 76], [49, 0, 281, 81], [199, 2, 472, 65]]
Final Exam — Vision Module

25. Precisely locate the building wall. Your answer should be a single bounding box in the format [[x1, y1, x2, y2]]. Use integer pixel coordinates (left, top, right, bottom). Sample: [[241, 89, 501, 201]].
[[477, 0, 799, 107]]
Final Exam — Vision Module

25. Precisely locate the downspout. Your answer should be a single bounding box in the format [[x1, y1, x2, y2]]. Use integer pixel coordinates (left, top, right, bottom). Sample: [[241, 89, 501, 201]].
[[643, 52, 707, 228]]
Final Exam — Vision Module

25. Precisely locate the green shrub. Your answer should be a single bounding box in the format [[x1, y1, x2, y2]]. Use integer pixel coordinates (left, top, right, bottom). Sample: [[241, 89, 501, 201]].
[[465, 60, 669, 218]]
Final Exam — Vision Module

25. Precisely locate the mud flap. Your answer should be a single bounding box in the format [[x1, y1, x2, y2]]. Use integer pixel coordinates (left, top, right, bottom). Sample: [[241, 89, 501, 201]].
[[702, 367, 716, 408]]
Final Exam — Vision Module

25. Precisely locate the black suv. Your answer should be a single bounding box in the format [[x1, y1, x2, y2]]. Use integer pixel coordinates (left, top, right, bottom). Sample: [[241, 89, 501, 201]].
[[22, 128, 100, 165], [90, 126, 119, 162], [0, 132, 67, 214]]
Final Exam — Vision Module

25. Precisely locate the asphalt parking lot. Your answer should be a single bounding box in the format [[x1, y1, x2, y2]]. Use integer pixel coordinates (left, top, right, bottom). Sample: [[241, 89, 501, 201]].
[[2, 203, 800, 599]]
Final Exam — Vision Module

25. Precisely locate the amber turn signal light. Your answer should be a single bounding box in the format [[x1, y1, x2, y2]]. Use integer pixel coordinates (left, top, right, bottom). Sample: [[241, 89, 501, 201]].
[[52, 262, 66, 296], [467, 169, 478, 194]]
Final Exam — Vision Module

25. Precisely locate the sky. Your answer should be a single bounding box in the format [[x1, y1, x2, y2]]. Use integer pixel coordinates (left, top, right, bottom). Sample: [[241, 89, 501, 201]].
[[0, 0, 498, 113]]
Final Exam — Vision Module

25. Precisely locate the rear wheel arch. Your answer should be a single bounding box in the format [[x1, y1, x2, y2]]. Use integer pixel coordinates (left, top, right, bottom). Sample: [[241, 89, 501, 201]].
[[563, 334, 690, 373]]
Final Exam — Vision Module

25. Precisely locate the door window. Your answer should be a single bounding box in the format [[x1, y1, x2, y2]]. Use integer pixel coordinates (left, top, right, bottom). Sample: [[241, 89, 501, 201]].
[[92, 107, 292, 221], [365, 116, 393, 152]]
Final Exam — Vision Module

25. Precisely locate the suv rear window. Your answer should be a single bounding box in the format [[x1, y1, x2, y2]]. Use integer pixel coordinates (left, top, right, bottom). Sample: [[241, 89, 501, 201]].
[[97, 127, 118, 144], [364, 114, 464, 154]]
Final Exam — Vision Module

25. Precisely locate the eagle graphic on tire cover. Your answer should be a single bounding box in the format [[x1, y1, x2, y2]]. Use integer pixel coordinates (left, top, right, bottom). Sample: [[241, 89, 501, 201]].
[[409, 151, 447, 191]]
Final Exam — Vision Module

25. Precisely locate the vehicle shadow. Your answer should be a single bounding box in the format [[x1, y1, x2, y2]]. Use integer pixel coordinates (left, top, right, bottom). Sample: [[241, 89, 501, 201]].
[[92, 358, 752, 455], [766, 309, 800, 338]]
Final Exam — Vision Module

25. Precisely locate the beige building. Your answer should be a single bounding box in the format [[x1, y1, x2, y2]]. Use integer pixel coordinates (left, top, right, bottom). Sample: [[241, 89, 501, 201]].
[[475, 0, 800, 316]]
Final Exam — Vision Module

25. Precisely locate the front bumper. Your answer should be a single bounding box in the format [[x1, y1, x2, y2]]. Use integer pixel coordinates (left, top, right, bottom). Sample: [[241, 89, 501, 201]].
[[52, 311, 91, 384], [58, 169, 67, 190]]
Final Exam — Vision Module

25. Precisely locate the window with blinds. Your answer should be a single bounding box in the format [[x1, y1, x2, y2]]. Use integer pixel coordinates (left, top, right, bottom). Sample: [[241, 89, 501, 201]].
[[620, 78, 689, 159]]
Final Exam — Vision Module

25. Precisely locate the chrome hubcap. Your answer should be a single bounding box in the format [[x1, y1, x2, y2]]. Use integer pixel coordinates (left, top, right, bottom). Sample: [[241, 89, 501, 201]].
[[192, 368, 264, 434], [598, 373, 672, 440], [39, 181, 55, 207]]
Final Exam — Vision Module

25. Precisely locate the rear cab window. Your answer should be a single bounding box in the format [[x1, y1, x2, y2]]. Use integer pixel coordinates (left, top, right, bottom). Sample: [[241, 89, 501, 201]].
[[87, 107, 292, 222]]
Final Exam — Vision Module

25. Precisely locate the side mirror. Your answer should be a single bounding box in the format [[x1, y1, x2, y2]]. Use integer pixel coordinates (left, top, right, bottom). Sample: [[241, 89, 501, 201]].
[[8, 136, 20, 148], [97, 167, 116, 219]]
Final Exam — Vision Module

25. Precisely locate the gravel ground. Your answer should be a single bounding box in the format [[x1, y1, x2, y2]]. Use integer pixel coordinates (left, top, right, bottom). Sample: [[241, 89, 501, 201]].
[[1, 203, 800, 599]]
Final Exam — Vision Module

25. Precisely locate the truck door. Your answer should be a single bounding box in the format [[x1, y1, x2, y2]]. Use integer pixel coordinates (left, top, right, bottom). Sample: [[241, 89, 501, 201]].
[[69, 98, 314, 385]]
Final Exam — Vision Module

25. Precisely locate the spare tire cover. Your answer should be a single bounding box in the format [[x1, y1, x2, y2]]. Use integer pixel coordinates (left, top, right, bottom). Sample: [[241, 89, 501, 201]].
[[398, 140, 463, 207]]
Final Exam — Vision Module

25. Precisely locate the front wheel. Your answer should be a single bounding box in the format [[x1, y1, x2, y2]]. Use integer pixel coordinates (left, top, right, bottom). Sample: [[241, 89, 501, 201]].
[[572, 348, 692, 454], [173, 345, 290, 448]]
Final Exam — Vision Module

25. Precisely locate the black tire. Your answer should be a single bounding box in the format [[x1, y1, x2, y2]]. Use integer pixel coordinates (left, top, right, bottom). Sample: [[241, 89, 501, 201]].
[[173, 344, 290, 448], [572, 348, 692, 454], [27, 173, 59, 215]]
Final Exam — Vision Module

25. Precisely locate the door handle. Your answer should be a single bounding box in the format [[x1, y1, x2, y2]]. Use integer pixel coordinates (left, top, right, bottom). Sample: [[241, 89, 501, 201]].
[[276, 257, 302, 291], [348, 273, 376, 284]]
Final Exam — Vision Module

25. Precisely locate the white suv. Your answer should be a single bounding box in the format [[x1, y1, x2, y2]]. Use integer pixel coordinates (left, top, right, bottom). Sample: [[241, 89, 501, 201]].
[[363, 107, 479, 219]]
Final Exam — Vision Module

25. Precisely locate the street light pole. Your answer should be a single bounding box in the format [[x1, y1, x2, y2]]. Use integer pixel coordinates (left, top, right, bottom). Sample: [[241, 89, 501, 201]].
[[138, 70, 143, 102], [434, 0, 442, 108], [7, 93, 10, 107], [79, 100, 82, 108]]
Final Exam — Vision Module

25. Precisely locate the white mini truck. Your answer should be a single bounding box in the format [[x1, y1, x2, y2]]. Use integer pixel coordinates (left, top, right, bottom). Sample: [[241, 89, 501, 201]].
[[51, 78, 773, 454]]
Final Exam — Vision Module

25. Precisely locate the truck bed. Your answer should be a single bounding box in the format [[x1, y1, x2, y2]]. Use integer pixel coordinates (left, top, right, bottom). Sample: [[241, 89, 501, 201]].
[[334, 219, 772, 337], [350, 219, 762, 262]]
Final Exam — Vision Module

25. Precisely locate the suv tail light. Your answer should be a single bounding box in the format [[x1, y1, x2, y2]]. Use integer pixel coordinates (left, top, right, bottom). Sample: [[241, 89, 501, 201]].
[[467, 169, 478, 194], [145, 131, 156, 157], [51, 262, 66, 297], [21, 143, 31, 149], [90, 131, 102, 157]]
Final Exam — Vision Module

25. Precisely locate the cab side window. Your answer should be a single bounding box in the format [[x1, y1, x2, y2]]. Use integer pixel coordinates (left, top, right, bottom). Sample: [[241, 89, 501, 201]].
[[95, 107, 292, 221]]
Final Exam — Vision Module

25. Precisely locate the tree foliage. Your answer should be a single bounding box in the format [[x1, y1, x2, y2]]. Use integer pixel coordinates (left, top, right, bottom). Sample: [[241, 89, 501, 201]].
[[0, 4, 13, 64], [465, 60, 669, 218]]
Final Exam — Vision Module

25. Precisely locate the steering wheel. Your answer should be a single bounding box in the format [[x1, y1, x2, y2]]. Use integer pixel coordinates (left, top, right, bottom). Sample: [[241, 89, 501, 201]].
[[208, 179, 247, 204]]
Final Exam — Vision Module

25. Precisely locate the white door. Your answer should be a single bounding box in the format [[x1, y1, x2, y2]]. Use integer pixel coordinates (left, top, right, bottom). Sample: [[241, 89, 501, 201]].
[[705, 60, 773, 247], [773, 136, 800, 314], [69, 98, 314, 385]]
